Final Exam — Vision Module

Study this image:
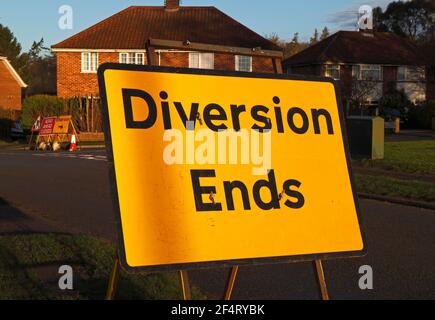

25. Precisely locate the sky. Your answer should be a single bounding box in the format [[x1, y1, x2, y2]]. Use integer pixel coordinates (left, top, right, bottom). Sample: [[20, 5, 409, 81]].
[[0, 0, 393, 52]]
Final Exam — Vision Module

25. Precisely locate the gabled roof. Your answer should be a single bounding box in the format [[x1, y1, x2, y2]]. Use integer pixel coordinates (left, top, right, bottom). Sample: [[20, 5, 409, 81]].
[[0, 57, 27, 88], [283, 31, 425, 67], [52, 6, 281, 51]]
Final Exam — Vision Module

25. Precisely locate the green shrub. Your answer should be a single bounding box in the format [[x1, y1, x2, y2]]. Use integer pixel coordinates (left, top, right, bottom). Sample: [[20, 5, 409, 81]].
[[405, 100, 435, 129], [379, 88, 413, 120], [21, 95, 67, 129]]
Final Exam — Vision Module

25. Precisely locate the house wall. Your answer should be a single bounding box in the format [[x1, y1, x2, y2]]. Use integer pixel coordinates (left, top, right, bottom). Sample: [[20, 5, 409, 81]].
[[383, 66, 397, 94], [56, 51, 276, 98], [427, 66, 435, 101], [0, 62, 22, 111], [286, 64, 321, 76], [287, 63, 434, 104], [339, 65, 353, 100]]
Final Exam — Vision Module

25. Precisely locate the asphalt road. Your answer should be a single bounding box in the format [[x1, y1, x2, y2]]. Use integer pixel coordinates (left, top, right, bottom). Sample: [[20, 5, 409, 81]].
[[0, 150, 434, 299]]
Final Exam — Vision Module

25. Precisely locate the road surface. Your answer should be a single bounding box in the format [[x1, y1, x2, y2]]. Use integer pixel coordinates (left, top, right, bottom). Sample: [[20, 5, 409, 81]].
[[0, 150, 434, 299]]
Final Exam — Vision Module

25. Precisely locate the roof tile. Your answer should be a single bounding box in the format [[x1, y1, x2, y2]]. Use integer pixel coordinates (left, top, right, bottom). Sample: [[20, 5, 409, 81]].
[[283, 31, 425, 66], [52, 6, 281, 51]]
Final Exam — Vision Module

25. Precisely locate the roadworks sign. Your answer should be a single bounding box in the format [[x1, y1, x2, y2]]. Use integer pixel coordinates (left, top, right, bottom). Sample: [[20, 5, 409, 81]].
[[98, 64, 365, 271]]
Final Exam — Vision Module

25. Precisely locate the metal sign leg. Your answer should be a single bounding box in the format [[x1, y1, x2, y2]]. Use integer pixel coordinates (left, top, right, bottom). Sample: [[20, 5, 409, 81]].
[[106, 256, 120, 300], [313, 260, 330, 300], [224, 266, 239, 300], [179, 270, 192, 300]]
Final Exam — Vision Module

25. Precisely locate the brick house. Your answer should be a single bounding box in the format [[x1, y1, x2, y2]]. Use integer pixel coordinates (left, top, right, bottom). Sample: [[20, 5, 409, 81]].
[[420, 42, 435, 101], [283, 31, 432, 107], [0, 56, 27, 112], [51, 0, 282, 98]]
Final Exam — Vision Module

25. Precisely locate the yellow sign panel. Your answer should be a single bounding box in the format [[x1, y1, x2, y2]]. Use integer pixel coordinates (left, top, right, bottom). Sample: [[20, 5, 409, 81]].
[[99, 64, 365, 271], [53, 115, 72, 134]]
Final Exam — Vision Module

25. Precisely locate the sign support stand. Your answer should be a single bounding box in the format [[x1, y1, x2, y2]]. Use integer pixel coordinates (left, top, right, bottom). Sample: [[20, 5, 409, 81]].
[[224, 266, 239, 300], [106, 256, 120, 300], [28, 131, 35, 151], [179, 270, 192, 300], [105, 39, 330, 301], [313, 260, 329, 300]]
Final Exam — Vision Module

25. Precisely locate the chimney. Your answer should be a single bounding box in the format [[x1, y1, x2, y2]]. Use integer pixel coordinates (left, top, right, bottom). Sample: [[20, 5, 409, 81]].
[[165, 0, 180, 11]]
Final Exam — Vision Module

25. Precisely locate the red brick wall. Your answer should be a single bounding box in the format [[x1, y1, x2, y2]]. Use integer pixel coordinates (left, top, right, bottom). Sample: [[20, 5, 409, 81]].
[[340, 65, 353, 100], [159, 52, 188, 68], [0, 62, 22, 111], [56, 51, 276, 98], [215, 53, 235, 70], [383, 66, 397, 95], [427, 66, 435, 101], [286, 64, 403, 105], [253, 56, 275, 73], [57, 52, 120, 98], [285, 64, 322, 76]]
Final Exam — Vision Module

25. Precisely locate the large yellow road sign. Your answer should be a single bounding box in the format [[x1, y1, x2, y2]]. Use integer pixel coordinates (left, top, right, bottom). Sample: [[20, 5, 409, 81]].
[[98, 64, 365, 271]]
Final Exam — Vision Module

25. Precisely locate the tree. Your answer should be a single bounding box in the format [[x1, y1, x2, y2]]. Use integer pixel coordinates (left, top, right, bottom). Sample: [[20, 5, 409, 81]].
[[0, 24, 27, 74], [265, 32, 282, 46], [349, 70, 382, 113], [21, 38, 56, 95], [320, 27, 330, 40], [0, 23, 56, 96], [266, 33, 310, 59], [285, 33, 309, 58], [372, 7, 386, 32], [374, 0, 435, 42], [310, 29, 319, 44]]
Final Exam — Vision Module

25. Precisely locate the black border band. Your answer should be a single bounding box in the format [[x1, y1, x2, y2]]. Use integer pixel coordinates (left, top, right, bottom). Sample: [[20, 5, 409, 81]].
[[97, 63, 367, 273]]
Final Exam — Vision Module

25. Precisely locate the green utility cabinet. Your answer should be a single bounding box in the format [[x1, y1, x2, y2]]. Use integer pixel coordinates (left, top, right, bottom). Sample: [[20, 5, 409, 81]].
[[346, 116, 385, 160]]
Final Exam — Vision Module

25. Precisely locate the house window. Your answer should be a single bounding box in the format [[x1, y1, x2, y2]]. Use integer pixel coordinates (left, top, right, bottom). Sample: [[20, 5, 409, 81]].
[[352, 65, 382, 81], [189, 53, 214, 69], [82, 52, 98, 73], [325, 64, 340, 80], [136, 53, 145, 65], [119, 52, 145, 65], [397, 66, 425, 81], [236, 55, 252, 72]]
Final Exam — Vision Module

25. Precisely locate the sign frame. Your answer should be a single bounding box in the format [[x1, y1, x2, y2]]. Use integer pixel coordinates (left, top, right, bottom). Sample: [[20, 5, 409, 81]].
[[98, 63, 367, 273], [38, 117, 57, 136], [52, 115, 73, 134]]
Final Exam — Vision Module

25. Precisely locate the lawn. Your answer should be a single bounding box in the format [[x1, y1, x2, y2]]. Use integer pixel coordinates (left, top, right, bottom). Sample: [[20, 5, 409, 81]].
[[353, 140, 435, 203], [0, 233, 205, 300], [354, 140, 435, 176], [355, 174, 435, 203]]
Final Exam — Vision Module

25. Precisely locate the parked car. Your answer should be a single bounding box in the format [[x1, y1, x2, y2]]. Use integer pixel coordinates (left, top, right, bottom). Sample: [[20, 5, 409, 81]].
[[10, 120, 25, 139]]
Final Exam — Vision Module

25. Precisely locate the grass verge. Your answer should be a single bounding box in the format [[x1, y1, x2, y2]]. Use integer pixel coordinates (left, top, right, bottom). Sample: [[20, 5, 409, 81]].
[[354, 141, 435, 175], [355, 174, 435, 203], [0, 233, 205, 300]]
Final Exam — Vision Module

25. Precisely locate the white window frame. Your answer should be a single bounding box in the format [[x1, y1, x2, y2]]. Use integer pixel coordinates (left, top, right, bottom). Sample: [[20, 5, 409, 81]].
[[120, 53, 128, 64], [136, 53, 145, 65], [353, 64, 383, 81], [397, 66, 425, 82], [324, 64, 340, 80], [235, 55, 253, 72], [189, 52, 214, 70], [81, 52, 98, 73], [119, 52, 145, 65]]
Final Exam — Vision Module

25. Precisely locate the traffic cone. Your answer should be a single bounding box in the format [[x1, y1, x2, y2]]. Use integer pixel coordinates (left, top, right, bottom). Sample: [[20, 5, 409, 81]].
[[69, 134, 77, 152]]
